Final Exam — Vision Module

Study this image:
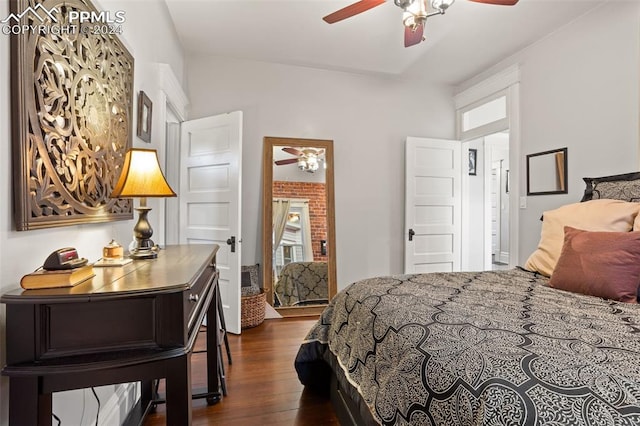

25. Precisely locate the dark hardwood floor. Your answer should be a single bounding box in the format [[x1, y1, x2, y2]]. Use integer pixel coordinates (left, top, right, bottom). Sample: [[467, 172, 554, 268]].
[[143, 317, 339, 425]]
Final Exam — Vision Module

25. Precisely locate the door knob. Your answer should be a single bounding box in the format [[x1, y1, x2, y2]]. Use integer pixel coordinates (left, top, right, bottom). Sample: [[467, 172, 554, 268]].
[[226, 236, 236, 253], [408, 229, 415, 242]]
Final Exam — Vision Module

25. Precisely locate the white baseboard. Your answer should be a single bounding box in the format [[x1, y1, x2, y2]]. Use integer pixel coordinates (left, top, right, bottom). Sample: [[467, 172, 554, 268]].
[[499, 251, 510, 265]]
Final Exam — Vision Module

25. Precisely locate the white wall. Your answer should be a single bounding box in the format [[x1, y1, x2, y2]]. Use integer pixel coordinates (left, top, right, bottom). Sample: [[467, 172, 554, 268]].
[[461, 138, 485, 271], [0, 0, 185, 424], [186, 56, 455, 287], [458, 1, 640, 264]]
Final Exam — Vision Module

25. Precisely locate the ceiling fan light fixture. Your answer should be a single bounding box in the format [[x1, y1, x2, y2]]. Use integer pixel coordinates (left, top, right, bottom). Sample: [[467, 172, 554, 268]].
[[431, 0, 455, 11], [403, 0, 428, 27], [306, 155, 320, 172], [402, 11, 415, 28], [323, 0, 516, 48], [406, 0, 428, 15], [297, 153, 320, 173], [394, 0, 415, 9]]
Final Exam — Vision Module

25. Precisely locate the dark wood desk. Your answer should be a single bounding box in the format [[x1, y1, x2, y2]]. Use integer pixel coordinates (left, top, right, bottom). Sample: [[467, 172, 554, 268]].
[[1, 244, 220, 426]]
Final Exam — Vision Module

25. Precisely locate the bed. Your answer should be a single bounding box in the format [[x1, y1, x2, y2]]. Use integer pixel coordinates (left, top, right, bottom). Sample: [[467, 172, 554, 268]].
[[275, 261, 328, 306], [295, 177, 640, 425]]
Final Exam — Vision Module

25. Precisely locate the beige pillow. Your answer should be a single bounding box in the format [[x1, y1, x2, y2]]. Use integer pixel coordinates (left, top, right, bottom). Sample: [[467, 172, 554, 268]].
[[525, 199, 640, 277], [634, 211, 640, 231]]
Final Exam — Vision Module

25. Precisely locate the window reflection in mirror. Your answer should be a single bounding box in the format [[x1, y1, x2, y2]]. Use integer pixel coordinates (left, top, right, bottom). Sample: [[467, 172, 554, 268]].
[[526, 147, 567, 195], [262, 137, 336, 317]]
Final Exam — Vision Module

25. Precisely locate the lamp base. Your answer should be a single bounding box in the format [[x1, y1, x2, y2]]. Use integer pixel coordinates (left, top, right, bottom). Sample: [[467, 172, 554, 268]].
[[129, 238, 159, 259], [129, 205, 159, 259], [130, 251, 158, 259], [130, 246, 159, 259]]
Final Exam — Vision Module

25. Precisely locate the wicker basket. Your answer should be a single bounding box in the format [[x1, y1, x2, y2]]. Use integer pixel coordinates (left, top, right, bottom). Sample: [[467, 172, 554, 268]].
[[241, 291, 266, 329]]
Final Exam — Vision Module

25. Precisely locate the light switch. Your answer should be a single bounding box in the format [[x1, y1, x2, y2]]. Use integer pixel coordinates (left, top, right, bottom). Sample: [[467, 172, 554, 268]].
[[519, 197, 527, 209]]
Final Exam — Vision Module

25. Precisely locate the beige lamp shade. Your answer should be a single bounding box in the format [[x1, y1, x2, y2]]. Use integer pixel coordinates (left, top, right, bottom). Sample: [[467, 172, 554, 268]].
[[111, 148, 176, 198]]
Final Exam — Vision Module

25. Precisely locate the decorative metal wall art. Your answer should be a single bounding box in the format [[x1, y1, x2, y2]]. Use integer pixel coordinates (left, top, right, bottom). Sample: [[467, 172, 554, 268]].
[[11, 0, 134, 230]]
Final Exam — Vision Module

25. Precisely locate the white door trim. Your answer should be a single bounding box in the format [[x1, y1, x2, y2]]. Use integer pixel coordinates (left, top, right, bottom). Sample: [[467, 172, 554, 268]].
[[454, 64, 520, 109], [507, 83, 521, 268], [454, 67, 521, 268], [156, 63, 189, 247], [157, 63, 189, 121]]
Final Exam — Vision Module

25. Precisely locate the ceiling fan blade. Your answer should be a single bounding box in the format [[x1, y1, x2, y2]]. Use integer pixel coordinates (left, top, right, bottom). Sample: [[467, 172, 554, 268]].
[[275, 158, 299, 166], [404, 23, 424, 48], [468, 0, 518, 5], [282, 147, 302, 156], [323, 0, 386, 24]]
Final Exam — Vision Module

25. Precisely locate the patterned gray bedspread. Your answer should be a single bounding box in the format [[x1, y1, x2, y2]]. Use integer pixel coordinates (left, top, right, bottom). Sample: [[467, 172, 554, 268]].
[[294, 268, 640, 425], [275, 261, 328, 306]]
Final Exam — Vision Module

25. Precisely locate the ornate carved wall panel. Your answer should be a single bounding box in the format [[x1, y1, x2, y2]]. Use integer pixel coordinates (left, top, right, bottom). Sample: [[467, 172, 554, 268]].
[[10, 0, 133, 230]]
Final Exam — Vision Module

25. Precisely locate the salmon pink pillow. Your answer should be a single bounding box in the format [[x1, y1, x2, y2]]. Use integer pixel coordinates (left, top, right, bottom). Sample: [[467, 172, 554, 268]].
[[549, 227, 640, 303]]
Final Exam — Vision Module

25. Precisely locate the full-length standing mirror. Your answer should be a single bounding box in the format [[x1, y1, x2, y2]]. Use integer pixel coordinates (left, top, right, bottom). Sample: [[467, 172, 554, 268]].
[[262, 137, 337, 317]]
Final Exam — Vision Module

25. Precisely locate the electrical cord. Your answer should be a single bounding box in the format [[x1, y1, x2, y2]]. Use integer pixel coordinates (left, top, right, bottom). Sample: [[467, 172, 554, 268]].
[[52, 413, 61, 425], [91, 387, 100, 426]]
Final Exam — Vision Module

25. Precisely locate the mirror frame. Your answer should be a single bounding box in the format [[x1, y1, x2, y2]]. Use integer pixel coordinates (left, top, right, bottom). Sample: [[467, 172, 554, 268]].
[[262, 136, 337, 317], [526, 147, 568, 196]]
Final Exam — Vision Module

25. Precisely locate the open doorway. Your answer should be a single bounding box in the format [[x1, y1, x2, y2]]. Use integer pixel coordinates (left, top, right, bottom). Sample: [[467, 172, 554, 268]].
[[455, 65, 521, 270], [461, 132, 510, 271], [485, 132, 510, 270]]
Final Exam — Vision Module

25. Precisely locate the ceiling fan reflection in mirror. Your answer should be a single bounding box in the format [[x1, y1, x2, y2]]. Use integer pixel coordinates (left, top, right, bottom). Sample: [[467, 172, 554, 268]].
[[274, 147, 326, 173], [323, 0, 519, 48]]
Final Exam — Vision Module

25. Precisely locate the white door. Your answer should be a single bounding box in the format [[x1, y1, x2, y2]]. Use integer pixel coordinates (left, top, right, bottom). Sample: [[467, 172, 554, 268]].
[[179, 111, 243, 334], [405, 137, 462, 274]]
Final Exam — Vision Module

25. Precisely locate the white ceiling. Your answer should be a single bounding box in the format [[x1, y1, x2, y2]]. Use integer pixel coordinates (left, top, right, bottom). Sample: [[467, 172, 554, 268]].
[[165, 0, 605, 85]]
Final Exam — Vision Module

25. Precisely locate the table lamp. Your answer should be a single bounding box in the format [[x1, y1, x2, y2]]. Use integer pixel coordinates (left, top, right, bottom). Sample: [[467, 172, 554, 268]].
[[110, 148, 176, 259]]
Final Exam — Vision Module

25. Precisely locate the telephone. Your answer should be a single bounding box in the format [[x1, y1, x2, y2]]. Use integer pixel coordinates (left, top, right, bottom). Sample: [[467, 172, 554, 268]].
[[43, 247, 88, 271]]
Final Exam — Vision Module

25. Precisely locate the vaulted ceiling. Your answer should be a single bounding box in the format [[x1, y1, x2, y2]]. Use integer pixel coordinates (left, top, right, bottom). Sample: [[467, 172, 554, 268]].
[[165, 0, 604, 85]]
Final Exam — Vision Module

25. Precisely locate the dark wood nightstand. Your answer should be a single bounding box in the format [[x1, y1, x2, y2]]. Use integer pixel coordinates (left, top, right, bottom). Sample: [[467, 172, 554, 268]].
[[2, 244, 220, 426]]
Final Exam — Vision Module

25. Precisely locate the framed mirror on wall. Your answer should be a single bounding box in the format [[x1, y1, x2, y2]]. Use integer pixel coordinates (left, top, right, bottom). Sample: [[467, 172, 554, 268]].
[[262, 137, 337, 317], [526, 147, 568, 195]]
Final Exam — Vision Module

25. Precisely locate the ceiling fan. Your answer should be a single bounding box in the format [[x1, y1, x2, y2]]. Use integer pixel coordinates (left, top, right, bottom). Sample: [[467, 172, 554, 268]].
[[323, 0, 519, 48], [274, 147, 325, 173]]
